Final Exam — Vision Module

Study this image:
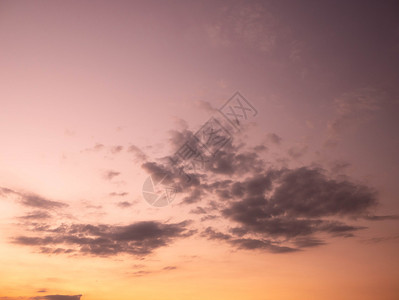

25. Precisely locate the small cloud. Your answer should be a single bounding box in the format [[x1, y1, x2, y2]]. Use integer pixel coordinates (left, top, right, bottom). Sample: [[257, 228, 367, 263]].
[[110, 145, 124, 154], [364, 215, 399, 221], [360, 235, 399, 244], [267, 133, 282, 145], [32, 295, 82, 300], [293, 237, 326, 248], [116, 201, 133, 208], [127, 145, 147, 162], [20, 195, 68, 210], [109, 192, 128, 197], [2, 187, 67, 211], [103, 170, 121, 181], [288, 145, 308, 159], [253, 144, 268, 152], [19, 211, 52, 220], [194, 100, 217, 113], [189, 207, 208, 214], [64, 129, 75, 136], [82, 143, 104, 152]]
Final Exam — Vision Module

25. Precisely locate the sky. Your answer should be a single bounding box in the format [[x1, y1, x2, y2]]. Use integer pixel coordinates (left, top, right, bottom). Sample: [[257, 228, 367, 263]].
[[0, 0, 399, 299]]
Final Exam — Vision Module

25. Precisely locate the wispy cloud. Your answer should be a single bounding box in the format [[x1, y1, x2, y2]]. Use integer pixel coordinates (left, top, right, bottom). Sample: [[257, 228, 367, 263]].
[[1, 187, 68, 210]]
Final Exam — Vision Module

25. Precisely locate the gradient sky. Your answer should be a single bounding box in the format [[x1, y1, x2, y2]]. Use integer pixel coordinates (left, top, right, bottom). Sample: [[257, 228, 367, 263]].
[[1, 1, 399, 300]]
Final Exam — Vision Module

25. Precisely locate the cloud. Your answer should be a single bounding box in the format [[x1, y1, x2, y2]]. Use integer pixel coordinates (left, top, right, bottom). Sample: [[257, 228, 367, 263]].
[[293, 237, 326, 248], [201, 227, 297, 253], [267, 133, 282, 145], [129, 265, 178, 277], [363, 215, 399, 221], [360, 235, 399, 244], [127, 145, 148, 162], [32, 295, 82, 300], [0, 186, 16, 196], [230, 238, 298, 253], [287, 145, 308, 159], [82, 143, 104, 152], [116, 201, 133, 208], [13, 221, 194, 257], [109, 192, 128, 197], [134, 117, 396, 254], [195, 100, 217, 113], [197, 166, 371, 251], [219, 167, 375, 243], [0, 187, 68, 210], [19, 211, 52, 220], [0, 295, 81, 300], [189, 207, 208, 214], [103, 170, 120, 181], [110, 145, 124, 154], [182, 189, 203, 204], [20, 195, 68, 210]]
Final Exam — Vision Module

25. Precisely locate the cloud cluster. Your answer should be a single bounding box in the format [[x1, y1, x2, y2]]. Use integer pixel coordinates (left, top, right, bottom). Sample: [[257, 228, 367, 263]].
[[13, 221, 194, 257], [137, 121, 395, 253], [3, 114, 397, 258]]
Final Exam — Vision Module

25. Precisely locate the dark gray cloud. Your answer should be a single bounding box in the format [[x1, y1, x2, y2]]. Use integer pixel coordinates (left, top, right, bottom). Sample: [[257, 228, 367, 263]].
[[182, 189, 203, 204], [20, 195, 68, 210], [201, 227, 298, 253], [32, 295, 82, 300], [13, 221, 194, 257], [0, 187, 68, 210], [0, 295, 81, 300], [19, 211, 52, 220], [363, 215, 399, 221], [293, 237, 326, 248], [116, 201, 133, 208], [213, 167, 374, 249], [136, 120, 396, 254], [230, 238, 298, 253]]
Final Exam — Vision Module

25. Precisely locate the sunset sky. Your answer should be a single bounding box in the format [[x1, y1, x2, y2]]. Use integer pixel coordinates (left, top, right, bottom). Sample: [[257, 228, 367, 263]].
[[1, 1, 399, 299]]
